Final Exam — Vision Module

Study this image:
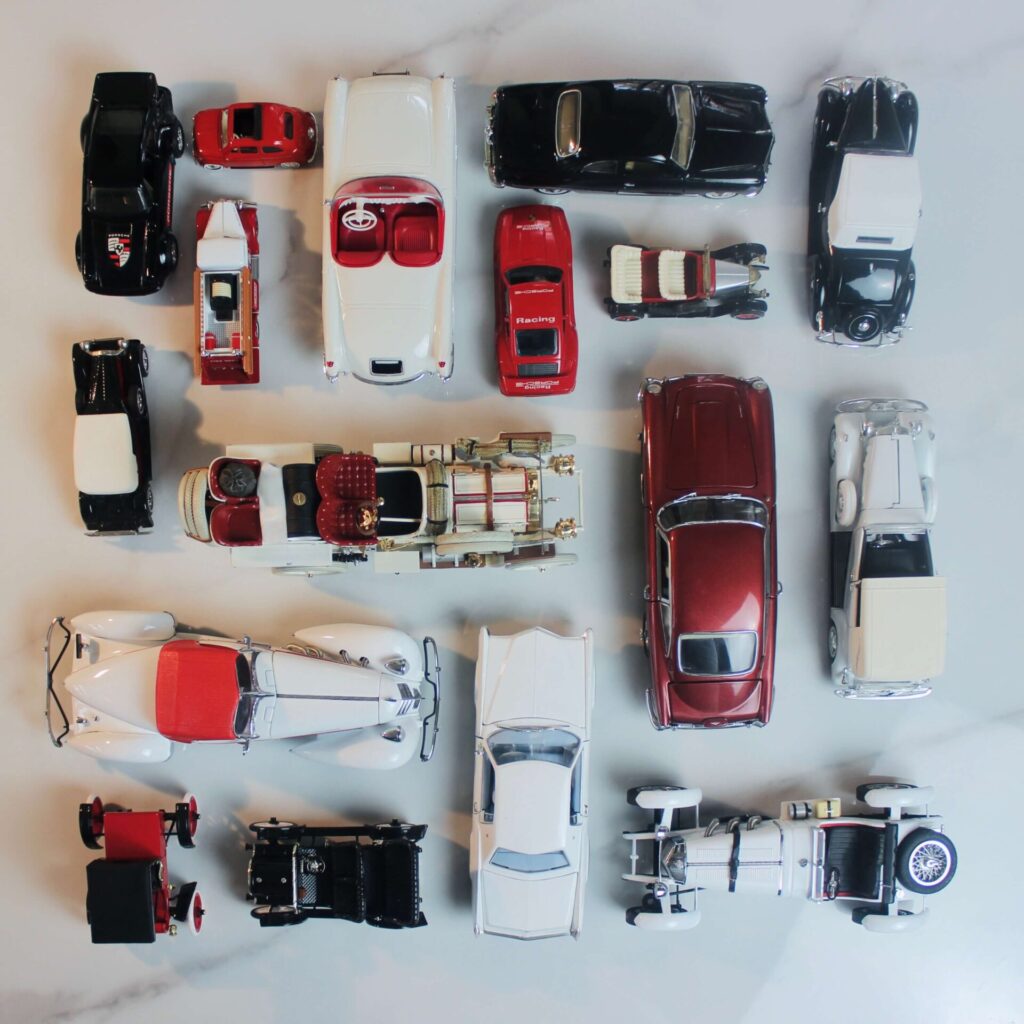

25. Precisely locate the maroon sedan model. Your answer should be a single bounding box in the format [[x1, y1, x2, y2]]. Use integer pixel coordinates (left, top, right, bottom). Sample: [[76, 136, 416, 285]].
[[192, 103, 317, 169], [640, 374, 778, 729]]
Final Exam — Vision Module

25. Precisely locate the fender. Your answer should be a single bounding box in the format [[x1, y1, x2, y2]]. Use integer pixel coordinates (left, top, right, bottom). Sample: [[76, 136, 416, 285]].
[[291, 717, 422, 769], [66, 729, 172, 763], [70, 610, 176, 644], [292, 623, 423, 677]]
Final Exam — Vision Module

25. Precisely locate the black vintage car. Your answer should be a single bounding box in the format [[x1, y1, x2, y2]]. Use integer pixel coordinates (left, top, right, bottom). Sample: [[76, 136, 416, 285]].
[[72, 338, 153, 534], [76, 72, 183, 295], [247, 819, 428, 929], [486, 79, 774, 196], [808, 77, 920, 346]]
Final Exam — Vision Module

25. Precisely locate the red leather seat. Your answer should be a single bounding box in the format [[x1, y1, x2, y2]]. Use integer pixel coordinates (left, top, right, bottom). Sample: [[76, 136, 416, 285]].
[[315, 454, 378, 545]]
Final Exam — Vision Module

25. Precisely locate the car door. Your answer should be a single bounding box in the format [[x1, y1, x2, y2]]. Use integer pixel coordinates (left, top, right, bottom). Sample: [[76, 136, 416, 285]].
[[620, 157, 683, 196]]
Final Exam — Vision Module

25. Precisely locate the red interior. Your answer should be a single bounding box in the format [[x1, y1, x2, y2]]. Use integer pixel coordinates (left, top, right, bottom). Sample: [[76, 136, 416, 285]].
[[208, 458, 261, 501], [315, 453, 378, 545], [210, 502, 262, 546], [104, 811, 166, 862], [155, 640, 241, 742]]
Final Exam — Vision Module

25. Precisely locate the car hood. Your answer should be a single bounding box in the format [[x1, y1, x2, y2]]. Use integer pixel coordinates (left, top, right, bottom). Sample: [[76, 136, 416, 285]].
[[689, 84, 773, 177], [478, 867, 579, 939], [65, 645, 161, 731]]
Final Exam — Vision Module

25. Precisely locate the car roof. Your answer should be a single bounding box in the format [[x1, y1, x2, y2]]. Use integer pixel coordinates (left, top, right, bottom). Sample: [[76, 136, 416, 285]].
[[493, 760, 571, 855]]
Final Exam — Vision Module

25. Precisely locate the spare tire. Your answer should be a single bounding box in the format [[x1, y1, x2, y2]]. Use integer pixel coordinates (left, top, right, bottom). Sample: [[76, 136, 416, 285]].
[[895, 828, 957, 894]]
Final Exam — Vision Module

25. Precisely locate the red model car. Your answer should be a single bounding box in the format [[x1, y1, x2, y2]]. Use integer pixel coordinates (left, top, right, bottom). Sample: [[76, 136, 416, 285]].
[[494, 205, 577, 396], [640, 375, 778, 729], [79, 794, 203, 943], [192, 102, 317, 169]]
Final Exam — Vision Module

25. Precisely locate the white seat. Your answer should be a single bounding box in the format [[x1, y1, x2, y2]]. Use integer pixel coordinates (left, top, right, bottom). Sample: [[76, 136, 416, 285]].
[[657, 251, 689, 300], [609, 245, 643, 304]]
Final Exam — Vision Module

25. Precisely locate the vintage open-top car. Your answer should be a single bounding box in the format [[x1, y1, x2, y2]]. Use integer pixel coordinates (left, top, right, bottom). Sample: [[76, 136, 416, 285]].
[[46, 612, 440, 768], [486, 79, 774, 196], [73, 338, 153, 535], [194, 200, 260, 385], [248, 818, 428, 929], [78, 794, 203, 943], [77, 72, 182, 295], [809, 77, 920, 346], [640, 376, 777, 728], [494, 205, 578, 395], [322, 74, 455, 384], [623, 782, 956, 932], [606, 241, 768, 320], [178, 432, 581, 574], [829, 399, 945, 699], [471, 627, 594, 940], [192, 102, 317, 169]]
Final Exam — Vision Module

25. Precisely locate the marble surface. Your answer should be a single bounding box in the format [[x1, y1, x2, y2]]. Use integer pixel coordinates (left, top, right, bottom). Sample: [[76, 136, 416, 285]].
[[2, 2, 1022, 1021]]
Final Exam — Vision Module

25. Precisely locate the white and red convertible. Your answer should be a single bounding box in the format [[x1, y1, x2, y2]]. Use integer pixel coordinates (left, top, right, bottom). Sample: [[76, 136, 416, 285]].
[[46, 612, 440, 768]]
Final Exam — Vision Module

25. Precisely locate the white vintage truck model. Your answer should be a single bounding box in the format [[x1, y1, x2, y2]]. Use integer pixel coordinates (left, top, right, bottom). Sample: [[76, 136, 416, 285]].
[[828, 399, 945, 698]]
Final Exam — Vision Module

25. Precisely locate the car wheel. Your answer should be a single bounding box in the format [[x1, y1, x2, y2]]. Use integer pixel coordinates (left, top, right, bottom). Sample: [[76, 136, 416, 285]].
[[730, 300, 767, 320], [250, 819, 300, 840], [173, 120, 185, 159], [855, 782, 916, 803], [611, 304, 644, 322], [75, 232, 83, 272], [703, 190, 737, 199], [159, 234, 179, 271], [251, 905, 303, 926], [895, 829, 957, 894], [139, 344, 149, 376], [828, 425, 837, 464], [627, 786, 701, 811], [280, 161, 301, 169], [835, 479, 857, 527], [175, 794, 199, 848], [845, 309, 882, 343], [143, 482, 154, 514], [203, 163, 222, 171], [187, 890, 205, 934], [536, 187, 569, 195], [80, 115, 89, 152], [78, 795, 104, 849], [827, 621, 838, 664], [641, 615, 649, 656], [128, 385, 146, 417]]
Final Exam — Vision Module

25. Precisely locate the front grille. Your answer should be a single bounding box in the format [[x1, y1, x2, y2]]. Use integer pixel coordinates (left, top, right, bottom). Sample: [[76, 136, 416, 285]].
[[517, 362, 558, 378]]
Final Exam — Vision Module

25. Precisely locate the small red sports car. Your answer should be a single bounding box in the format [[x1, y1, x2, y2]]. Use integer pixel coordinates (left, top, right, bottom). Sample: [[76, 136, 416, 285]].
[[192, 102, 317, 169], [640, 375, 778, 729], [494, 205, 577, 396]]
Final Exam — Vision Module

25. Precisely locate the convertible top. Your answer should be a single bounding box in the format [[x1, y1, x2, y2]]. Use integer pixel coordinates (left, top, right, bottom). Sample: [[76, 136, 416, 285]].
[[155, 640, 242, 742], [828, 154, 921, 251]]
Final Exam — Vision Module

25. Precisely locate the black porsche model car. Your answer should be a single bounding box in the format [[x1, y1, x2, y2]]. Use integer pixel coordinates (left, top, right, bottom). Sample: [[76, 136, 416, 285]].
[[247, 819, 428, 929], [808, 77, 920, 346], [485, 79, 774, 197], [76, 72, 183, 295], [72, 338, 153, 535]]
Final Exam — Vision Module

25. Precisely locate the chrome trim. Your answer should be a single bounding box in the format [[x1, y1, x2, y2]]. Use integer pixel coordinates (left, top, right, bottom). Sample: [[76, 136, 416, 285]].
[[644, 687, 668, 731], [420, 636, 441, 761], [351, 369, 429, 387], [834, 683, 932, 700], [45, 617, 72, 747]]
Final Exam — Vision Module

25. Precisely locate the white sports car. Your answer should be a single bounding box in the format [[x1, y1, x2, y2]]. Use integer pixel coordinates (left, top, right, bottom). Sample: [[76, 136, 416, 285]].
[[322, 74, 455, 384], [470, 627, 594, 940], [45, 612, 440, 768]]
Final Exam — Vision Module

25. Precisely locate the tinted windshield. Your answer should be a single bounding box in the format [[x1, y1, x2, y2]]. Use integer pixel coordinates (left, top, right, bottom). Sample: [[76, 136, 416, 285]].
[[658, 496, 767, 533], [87, 184, 150, 217], [861, 531, 933, 578], [555, 89, 581, 158], [490, 848, 569, 873], [507, 265, 562, 285], [678, 632, 758, 676], [516, 329, 558, 357], [839, 261, 898, 303], [671, 84, 695, 168], [487, 728, 579, 768]]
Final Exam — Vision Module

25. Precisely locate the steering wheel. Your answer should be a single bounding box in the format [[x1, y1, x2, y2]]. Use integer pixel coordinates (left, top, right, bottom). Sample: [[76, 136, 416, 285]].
[[341, 207, 379, 231]]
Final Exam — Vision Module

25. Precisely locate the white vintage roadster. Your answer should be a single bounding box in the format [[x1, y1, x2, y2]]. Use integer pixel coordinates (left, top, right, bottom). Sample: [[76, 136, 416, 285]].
[[178, 432, 581, 574], [45, 612, 439, 768], [623, 783, 955, 932]]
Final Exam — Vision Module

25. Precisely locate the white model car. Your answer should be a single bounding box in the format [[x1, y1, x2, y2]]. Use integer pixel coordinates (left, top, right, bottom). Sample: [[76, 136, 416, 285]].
[[45, 612, 439, 767], [828, 399, 945, 698], [322, 74, 455, 384], [178, 433, 581, 574], [470, 627, 594, 940], [624, 783, 956, 932]]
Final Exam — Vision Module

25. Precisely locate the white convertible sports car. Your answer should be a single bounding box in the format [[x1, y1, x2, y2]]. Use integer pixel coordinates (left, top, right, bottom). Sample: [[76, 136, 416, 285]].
[[45, 612, 440, 767], [470, 627, 594, 940], [322, 74, 455, 384]]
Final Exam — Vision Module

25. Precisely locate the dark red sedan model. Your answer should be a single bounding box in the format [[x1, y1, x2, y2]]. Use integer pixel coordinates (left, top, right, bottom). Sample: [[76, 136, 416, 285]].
[[494, 205, 578, 396], [192, 102, 317, 169], [640, 374, 777, 729]]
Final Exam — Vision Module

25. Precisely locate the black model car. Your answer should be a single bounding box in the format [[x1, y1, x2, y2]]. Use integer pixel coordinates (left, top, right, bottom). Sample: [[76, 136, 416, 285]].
[[485, 79, 774, 197], [247, 819, 428, 929], [808, 77, 920, 346], [76, 72, 183, 295], [72, 338, 153, 535]]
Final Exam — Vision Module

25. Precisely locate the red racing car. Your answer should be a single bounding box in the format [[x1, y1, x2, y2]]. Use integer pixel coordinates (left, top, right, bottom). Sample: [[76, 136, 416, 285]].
[[494, 205, 577, 395], [192, 102, 317, 169], [640, 375, 778, 729]]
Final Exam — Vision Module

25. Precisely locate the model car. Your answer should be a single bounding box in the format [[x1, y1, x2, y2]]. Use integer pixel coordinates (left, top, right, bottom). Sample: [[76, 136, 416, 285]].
[[194, 200, 260, 385], [73, 338, 153, 535], [76, 72, 182, 295], [640, 375, 777, 728], [623, 782, 955, 932], [192, 102, 317, 169], [178, 432, 581, 574], [486, 79, 774, 197], [45, 612, 440, 767], [78, 793, 203, 943], [606, 242, 768, 320], [494, 205, 577, 395], [829, 399, 945, 698], [322, 74, 455, 384], [471, 627, 594, 940], [808, 77, 921, 345], [247, 818, 427, 929]]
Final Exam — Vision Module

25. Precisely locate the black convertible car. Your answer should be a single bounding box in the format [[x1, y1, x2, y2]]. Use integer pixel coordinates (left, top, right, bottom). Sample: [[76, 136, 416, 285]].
[[76, 72, 183, 295], [808, 77, 920, 346], [247, 819, 428, 929], [72, 338, 153, 534], [486, 79, 773, 196]]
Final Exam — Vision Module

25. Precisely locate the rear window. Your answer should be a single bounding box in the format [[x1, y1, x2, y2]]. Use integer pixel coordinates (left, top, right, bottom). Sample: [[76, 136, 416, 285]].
[[283, 112, 294, 139], [678, 632, 757, 676], [506, 265, 562, 285], [490, 849, 569, 873], [515, 329, 558, 357], [88, 184, 150, 216], [861, 531, 933, 578]]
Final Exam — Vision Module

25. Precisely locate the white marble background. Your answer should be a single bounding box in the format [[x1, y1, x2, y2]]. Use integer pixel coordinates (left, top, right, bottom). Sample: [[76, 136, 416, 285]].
[[1, 2, 1022, 1021]]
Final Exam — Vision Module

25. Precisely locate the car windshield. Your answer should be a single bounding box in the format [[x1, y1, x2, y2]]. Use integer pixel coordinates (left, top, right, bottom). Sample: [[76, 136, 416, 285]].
[[87, 184, 151, 217], [670, 84, 695, 168], [555, 89, 581, 158], [95, 107, 144, 141], [487, 727, 580, 767], [678, 631, 758, 676], [490, 849, 569, 873], [506, 265, 563, 285], [658, 496, 767, 533], [515, 329, 559, 357], [839, 261, 898, 303], [90, 108, 145, 185], [861, 531, 934, 578]]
